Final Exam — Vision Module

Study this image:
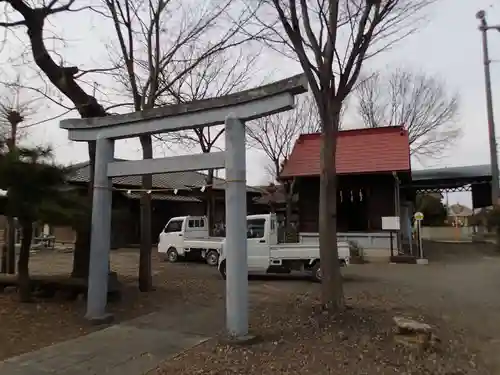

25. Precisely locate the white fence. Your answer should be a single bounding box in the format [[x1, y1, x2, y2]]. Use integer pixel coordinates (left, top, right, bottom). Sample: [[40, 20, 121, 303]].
[[420, 226, 474, 241]]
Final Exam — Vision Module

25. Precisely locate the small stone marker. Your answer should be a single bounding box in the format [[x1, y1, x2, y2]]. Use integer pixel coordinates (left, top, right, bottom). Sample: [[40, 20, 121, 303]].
[[393, 316, 437, 351], [394, 316, 432, 333]]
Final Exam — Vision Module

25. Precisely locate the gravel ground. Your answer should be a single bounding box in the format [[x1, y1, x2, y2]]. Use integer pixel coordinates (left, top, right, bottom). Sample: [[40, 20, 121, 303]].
[[0, 242, 499, 375], [157, 242, 500, 375], [158, 294, 485, 375], [0, 249, 222, 360]]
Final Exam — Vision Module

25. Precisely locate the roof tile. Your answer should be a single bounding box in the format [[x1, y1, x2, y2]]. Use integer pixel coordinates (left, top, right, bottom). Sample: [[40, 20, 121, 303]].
[[280, 127, 410, 178], [67, 159, 262, 193]]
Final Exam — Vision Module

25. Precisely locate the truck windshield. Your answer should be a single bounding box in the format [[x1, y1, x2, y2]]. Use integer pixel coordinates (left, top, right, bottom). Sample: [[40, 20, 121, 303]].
[[247, 218, 265, 238], [165, 220, 183, 233]]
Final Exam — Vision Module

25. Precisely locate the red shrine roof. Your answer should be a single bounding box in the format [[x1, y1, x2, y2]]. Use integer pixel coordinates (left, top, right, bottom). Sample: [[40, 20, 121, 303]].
[[279, 126, 411, 178]]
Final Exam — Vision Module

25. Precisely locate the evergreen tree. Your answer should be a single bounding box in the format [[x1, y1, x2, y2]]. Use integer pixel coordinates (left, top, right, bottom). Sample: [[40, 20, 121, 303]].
[[0, 142, 73, 301]]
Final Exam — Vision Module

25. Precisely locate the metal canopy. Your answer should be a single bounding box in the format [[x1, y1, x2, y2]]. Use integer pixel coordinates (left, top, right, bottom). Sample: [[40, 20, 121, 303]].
[[412, 164, 492, 181], [409, 164, 493, 192]]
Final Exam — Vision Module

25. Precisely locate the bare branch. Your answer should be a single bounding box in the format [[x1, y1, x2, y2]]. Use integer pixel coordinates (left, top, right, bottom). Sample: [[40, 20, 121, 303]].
[[74, 65, 121, 79], [247, 93, 319, 180], [0, 0, 107, 118], [0, 80, 61, 144], [354, 67, 461, 159], [155, 47, 260, 154], [0, 20, 26, 27]]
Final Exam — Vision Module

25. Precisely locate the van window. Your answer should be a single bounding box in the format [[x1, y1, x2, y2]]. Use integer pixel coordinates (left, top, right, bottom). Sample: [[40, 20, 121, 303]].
[[188, 220, 195, 228], [165, 220, 183, 233], [247, 218, 265, 239], [270, 218, 275, 231]]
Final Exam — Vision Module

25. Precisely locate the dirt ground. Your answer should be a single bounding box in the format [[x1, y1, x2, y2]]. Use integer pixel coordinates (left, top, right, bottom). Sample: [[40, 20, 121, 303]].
[[0, 242, 499, 374], [157, 242, 500, 375], [0, 249, 223, 360]]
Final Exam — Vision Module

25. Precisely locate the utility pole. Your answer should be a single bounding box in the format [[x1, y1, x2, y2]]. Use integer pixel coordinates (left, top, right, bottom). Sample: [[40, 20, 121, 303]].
[[477, 10, 500, 207]]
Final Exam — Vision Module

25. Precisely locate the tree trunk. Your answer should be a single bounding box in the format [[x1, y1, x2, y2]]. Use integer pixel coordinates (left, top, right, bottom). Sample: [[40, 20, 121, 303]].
[[285, 178, 296, 232], [6, 216, 15, 274], [6, 123, 18, 275], [1, 222, 7, 273], [318, 104, 345, 311], [139, 135, 153, 292], [71, 141, 96, 279], [18, 219, 33, 303], [206, 170, 215, 236], [16, 12, 105, 280], [71, 221, 91, 278]]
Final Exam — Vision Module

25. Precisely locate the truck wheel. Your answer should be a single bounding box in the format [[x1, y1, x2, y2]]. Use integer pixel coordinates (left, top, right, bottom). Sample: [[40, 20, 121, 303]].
[[219, 260, 227, 280], [311, 262, 322, 283], [206, 250, 219, 267], [166, 247, 179, 263]]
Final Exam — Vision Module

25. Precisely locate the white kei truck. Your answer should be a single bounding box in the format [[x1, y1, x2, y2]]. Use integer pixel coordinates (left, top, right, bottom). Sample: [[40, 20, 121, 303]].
[[158, 213, 350, 282], [157, 215, 223, 266], [217, 213, 350, 282]]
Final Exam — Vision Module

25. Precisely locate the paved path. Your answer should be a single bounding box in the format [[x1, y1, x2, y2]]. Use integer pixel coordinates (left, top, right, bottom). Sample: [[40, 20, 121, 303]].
[[0, 303, 224, 375]]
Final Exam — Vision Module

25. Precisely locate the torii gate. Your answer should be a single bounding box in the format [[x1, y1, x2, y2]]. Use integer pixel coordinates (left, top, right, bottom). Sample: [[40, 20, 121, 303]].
[[60, 74, 308, 339]]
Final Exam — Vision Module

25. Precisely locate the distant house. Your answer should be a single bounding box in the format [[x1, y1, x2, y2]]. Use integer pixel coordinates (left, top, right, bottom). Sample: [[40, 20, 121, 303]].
[[447, 204, 473, 226]]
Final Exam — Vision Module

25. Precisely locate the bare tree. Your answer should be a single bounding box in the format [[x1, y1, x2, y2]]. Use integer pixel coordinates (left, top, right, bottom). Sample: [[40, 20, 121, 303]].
[[247, 93, 318, 179], [102, 0, 257, 289], [247, 93, 317, 234], [154, 48, 259, 235], [0, 1, 109, 280], [252, 0, 433, 310], [355, 68, 461, 159]]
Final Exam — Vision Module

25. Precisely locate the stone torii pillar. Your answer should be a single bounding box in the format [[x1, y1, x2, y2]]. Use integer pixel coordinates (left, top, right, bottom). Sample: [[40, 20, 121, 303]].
[[60, 74, 308, 338], [86, 136, 115, 322], [224, 115, 248, 336]]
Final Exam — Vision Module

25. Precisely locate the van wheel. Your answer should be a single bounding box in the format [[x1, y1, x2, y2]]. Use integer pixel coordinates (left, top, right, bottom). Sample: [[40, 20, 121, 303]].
[[206, 250, 219, 267], [166, 247, 179, 263], [219, 260, 227, 280], [311, 262, 322, 283]]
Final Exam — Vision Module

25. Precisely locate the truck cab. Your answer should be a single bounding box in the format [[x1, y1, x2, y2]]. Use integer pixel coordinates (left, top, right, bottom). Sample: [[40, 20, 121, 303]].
[[158, 216, 210, 262], [246, 213, 278, 243]]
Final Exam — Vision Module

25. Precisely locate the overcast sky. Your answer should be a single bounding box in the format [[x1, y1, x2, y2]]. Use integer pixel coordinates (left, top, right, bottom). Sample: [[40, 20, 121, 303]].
[[1, 0, 499, 206]]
